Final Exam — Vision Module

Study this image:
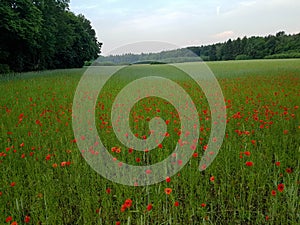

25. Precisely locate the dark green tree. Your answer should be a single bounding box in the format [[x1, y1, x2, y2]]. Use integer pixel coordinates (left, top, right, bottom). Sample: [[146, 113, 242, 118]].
[[0, 0, 101, 72]]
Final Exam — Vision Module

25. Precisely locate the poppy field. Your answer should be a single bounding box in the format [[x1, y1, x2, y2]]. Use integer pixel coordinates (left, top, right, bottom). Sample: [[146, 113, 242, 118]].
[[0, 59, 299, 224]]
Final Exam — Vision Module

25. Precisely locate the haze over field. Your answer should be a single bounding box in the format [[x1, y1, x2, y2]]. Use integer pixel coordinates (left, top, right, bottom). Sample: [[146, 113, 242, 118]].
[[70, 0, 300, 55]]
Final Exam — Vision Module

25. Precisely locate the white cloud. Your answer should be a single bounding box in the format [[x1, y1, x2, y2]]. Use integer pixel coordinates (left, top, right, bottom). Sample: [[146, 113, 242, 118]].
[[213, 31, 235, 39]]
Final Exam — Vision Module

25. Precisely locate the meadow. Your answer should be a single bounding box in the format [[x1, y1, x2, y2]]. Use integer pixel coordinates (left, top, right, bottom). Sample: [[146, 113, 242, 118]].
[[0, 59, 299, 224]]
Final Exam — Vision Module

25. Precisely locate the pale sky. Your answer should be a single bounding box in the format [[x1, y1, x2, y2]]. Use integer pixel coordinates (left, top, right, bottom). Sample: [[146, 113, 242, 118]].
[[69, 0, 300, 55]]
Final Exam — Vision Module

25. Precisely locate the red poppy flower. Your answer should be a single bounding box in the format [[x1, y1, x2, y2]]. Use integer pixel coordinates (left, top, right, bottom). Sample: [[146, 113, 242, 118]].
[[210, 176, 215, 182], [116, 222, 121, 225], [201, 203, 206, 208], [286, 168, 293, 174], [120, 204, 127, 212], [164, 188, 172, 195], [174, 201, 180, 207], [106, 188, 111, 194], [124, 199, 132, 208], [5, 216, 12, 223], [45, 154, 51, 161], [146, 204, 153, 211], [10, 182, 16, 187], [275, 161, 281, 166], [245, 161, 253, 167], [244, 151, 251, 156], [201, 164, 207, 170], [277, 183, 284, 192], [190, 144, 196, 151], [178, 160, 182, 166], [24, 215, 30, 223], [166, 177, 171, 183], [271, 190, 276, 196]]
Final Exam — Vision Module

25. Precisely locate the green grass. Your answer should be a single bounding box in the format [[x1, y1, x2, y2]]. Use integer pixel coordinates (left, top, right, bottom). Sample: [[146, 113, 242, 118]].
[[0, 59, 299, 224]]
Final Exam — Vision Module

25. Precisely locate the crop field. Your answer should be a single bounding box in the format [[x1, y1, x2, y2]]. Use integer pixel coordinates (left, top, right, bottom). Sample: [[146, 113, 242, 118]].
[[0, 59, 299, 224]]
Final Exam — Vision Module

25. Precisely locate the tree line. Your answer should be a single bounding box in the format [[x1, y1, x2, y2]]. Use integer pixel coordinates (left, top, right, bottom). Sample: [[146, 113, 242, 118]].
[[97, 31, 300, 65], [0, 0, 101, 73], [188, 31, 300, 61]]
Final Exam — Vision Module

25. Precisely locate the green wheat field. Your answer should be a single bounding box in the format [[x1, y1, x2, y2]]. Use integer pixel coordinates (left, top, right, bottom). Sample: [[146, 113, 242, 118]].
[[0, 59, 299, 225]]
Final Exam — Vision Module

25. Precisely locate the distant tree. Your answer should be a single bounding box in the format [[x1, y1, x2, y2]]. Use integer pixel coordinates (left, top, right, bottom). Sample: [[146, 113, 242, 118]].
[[276, 31, 285, 37], [222, 39, 234, 60], [209, 45, 217, 61], [265, 35, 277, 55]]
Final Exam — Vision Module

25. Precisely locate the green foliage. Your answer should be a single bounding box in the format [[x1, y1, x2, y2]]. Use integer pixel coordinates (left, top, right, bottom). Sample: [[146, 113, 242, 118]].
[[235, 54, 252, 60], [188, 31, 300, 61], [264, 52, 300, 59], [84, 61, 94, 66], [0, 0, 101, 72]]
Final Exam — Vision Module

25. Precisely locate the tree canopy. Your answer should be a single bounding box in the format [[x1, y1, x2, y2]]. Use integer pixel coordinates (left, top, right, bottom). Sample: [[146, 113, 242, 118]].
[[0, 0, 102, 72]]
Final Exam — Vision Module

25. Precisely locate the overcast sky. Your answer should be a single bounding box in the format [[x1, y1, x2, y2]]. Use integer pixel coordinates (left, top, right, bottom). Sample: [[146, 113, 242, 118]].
[[69, 0, 300, 55]]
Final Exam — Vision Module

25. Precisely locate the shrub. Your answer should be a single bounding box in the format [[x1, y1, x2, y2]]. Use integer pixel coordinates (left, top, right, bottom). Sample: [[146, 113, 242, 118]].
[[235, 55, 252, 60], [264, 52, 300, 59]]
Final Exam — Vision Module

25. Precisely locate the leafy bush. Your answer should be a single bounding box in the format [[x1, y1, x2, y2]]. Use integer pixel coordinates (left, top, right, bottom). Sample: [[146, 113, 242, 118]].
[[93, 61, 118, 66], [264, 52, 300, 59], [84, 61, 93, 66], [235, 55, 252, 60]]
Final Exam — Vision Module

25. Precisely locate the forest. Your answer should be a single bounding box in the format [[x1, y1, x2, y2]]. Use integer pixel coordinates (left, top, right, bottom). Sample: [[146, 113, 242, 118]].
[[98, 31, 300, 65], [0, 0, 101, 73], [188, 31, 300, 61]]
